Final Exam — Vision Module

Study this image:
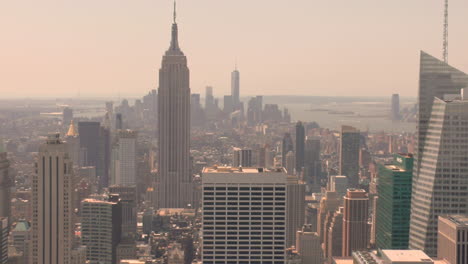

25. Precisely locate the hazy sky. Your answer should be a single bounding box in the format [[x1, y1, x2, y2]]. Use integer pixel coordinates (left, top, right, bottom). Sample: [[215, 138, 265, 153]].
[[1, 0, 468, 98]]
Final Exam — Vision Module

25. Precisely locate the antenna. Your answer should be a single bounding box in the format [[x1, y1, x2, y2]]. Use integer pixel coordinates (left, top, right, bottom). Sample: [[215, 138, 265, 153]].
[[173, 0, 177, 23], [443, 0, 448, 63]]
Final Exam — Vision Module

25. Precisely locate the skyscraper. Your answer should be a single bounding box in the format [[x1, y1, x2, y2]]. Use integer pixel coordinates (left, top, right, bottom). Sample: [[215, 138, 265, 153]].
[[231, 68, 240, 109], [327, 207, 344, 264], [201, 166, 288, 263], [295, 121, 305, 173], [0, 140, 11, 222], [111, 130, 137, 186], [78, 121, 100, 168], [414, 52, 468, 179], [32, 133, 73, 264], [296, 225, 322, 264], [285, 151, 296, 176], [287, 176, 306, 247], [339, 125, 360, 188], [81, 197, 122, 264], [304, 137, 321, 193], [342, 189, 369, 256], [410, 95, 468, 256], [376, 153, 413, 249], [232, 148, 252, 167], [109, 185, 137, 238], [282, 133, 294, 167], [157, 5, 192, 208], [0, 218, 7, 264], [391, 94, 400, 120]]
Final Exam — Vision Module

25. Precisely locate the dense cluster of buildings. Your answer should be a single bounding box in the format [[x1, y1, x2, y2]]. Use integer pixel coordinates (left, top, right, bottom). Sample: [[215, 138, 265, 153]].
[[0, 3, 467, 264]]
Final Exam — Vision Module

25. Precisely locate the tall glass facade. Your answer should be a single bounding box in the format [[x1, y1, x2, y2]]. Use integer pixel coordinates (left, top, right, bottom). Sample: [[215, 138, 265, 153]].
[[376, 153, 413, 249]]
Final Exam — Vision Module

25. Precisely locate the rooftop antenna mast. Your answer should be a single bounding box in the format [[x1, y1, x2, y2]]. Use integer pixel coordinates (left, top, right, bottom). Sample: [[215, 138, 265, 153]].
[[173, 0, 176, 23], [443, 0, 448, 63]]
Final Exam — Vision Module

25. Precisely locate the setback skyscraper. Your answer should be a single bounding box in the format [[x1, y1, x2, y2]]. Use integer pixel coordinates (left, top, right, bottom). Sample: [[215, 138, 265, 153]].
[[32, 134, 74, 264], [342, 189, 369, 256], [157, 6, 192, 208]]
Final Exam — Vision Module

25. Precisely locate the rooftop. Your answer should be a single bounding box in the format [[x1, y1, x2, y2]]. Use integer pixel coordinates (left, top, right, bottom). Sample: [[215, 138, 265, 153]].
[[381, 250, 433, 263], [203, 166, 285, 174], [440, 214, 468, 226]]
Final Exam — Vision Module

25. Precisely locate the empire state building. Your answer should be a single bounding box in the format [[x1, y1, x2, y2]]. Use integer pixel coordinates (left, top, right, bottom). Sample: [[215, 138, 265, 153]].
[[157, 4, 192, 208]]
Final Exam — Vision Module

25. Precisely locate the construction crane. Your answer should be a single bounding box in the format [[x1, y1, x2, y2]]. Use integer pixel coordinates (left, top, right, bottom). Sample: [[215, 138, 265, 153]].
[[443, 0, 448, 63]]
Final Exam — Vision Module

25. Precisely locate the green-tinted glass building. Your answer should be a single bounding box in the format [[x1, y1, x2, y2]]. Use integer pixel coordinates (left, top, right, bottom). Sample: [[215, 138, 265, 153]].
[[376, 153, 413, 249]]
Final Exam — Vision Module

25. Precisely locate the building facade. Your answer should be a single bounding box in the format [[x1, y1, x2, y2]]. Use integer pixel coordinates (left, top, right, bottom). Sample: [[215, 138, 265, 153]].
[[437, 215, 468, 264], [376, 153, 413, 249], [202, 166, 288, 263], [342, 189, 369, 256], [32, 134, 74, 264], [410, 96, 468, 256], [81, 197, 122, 264], [339, 126, 360, 188], [157, 9, 192, 209]]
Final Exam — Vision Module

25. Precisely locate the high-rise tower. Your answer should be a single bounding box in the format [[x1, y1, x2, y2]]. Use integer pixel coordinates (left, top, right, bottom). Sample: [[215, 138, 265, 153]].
[[410, 52, 468, 256], [32, 134, 74, 264], [339, 125, 360, 188], [231, 67, 240, 109], [157, 3, 192, 208], [295, 121, 305, 174], [0, 139, 11, 222]]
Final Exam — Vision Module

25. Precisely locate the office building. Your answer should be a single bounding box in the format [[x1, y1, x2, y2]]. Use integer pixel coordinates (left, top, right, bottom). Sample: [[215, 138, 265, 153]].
[[285, 151, 296, 176], [304, 137, 321, 193], [342, 189, 369, 256], [327, 207, 344, 264], [11, 220, 31, 262], [437, 215, 468, 264], [339, 125, 360, 187], [81, 197, 122, 264], [157, 7, 192, 209], [329, 176, 348, 198], [287, 176, 305, 247], [112, 130, 137, 186], [391, 94, 401, 120], [205, 86, 214, 110], [376, 154, 413, 249], [109, 185, 137, 237], [201, 166, 288, 263], [231, 68, 240, 109], [410, 96, 468, 256], [78, 121, 100, 167], [0, 141, 11, 221], [282, 133, 294, 167], [0, 218, 7, 264], [296, 225, 322, 264], [317, 191, 341, 243], [295, 121, 305, 173], [246, 96, 263, 126], [32, 133, 74, 264], [232, 148, 252, 167]]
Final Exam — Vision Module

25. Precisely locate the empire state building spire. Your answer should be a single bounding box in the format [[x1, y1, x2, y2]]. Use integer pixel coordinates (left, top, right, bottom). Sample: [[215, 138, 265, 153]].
[[156, 1, 192, 209], [168, 1, 181, 53]]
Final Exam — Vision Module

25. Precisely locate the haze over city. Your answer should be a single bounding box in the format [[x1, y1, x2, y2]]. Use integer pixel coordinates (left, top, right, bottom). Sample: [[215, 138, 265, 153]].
[[1, 0, 468, 98], [1, 1, 468, 264]]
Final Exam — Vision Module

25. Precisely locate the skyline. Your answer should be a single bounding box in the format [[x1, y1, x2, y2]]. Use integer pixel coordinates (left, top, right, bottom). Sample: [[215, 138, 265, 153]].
[[1, 1, 468, 98]]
